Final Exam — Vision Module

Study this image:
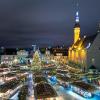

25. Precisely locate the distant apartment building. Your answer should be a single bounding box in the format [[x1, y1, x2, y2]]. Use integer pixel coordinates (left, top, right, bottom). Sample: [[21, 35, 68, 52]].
[[1, 55, 16, 65], [51, 47, 68, 64], [0, 48, 17, 65], [17, 50, 28, 58]]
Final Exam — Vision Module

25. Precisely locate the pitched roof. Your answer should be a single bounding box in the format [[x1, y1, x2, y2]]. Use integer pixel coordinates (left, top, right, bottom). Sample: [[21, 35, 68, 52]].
[[82, 34, 97, 48], [71, 81, 97, 92], [72, 34, 97, 49]]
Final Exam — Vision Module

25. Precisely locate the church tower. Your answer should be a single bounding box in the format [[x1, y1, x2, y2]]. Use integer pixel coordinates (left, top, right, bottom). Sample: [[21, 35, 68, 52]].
[[74, 3, 80, 43]]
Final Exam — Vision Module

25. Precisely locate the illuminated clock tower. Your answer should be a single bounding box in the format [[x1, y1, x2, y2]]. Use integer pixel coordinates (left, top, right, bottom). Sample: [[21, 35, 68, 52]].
[[74, 10, 80, 43]]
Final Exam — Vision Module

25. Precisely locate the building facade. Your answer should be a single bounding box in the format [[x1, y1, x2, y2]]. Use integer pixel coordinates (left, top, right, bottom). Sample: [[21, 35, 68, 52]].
[[1, 55, 16, 65], [51, 48, 68, 64], [17, 50, 29, 64]]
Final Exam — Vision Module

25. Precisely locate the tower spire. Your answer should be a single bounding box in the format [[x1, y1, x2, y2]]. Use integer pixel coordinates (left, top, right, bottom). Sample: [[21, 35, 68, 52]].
[[73, 0, 80, 43], [75, 1, 79, 23]]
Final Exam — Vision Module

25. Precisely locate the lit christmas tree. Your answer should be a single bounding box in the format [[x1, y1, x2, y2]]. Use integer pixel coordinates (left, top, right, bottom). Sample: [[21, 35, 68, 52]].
[[32, 50, 41, 70]]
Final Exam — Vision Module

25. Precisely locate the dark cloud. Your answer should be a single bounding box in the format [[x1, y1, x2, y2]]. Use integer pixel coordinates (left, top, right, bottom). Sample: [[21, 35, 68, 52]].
[[0, 0, 100, 47]]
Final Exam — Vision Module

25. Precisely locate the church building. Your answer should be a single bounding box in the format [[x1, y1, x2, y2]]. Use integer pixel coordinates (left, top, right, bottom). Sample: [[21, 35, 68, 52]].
[[68, 7, 100, 71]]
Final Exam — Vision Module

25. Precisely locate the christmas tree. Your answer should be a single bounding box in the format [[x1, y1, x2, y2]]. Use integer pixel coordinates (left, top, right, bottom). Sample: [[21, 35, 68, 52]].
[[32, 50, 41, 70]]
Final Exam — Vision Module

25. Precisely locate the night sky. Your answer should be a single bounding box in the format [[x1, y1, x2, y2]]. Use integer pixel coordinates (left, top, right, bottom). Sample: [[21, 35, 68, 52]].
[[0, 0, 100, 48]]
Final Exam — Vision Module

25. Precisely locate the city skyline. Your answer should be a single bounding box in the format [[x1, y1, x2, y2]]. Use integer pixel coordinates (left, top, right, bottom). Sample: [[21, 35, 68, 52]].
[[0, 0, 100, 47]]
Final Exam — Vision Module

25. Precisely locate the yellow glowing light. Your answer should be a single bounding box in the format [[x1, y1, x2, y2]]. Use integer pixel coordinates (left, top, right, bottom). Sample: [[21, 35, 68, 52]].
[[74, 27, 80, 43], [78, 47, 81, 50], [72, 51, 74, 61], [13, 58, 18, 63]]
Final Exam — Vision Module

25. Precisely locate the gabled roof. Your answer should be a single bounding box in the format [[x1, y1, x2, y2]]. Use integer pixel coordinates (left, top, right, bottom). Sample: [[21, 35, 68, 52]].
[[82, 34, 97, 48], [72, 34, 97, 49], [71, 81, 97, 92]]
